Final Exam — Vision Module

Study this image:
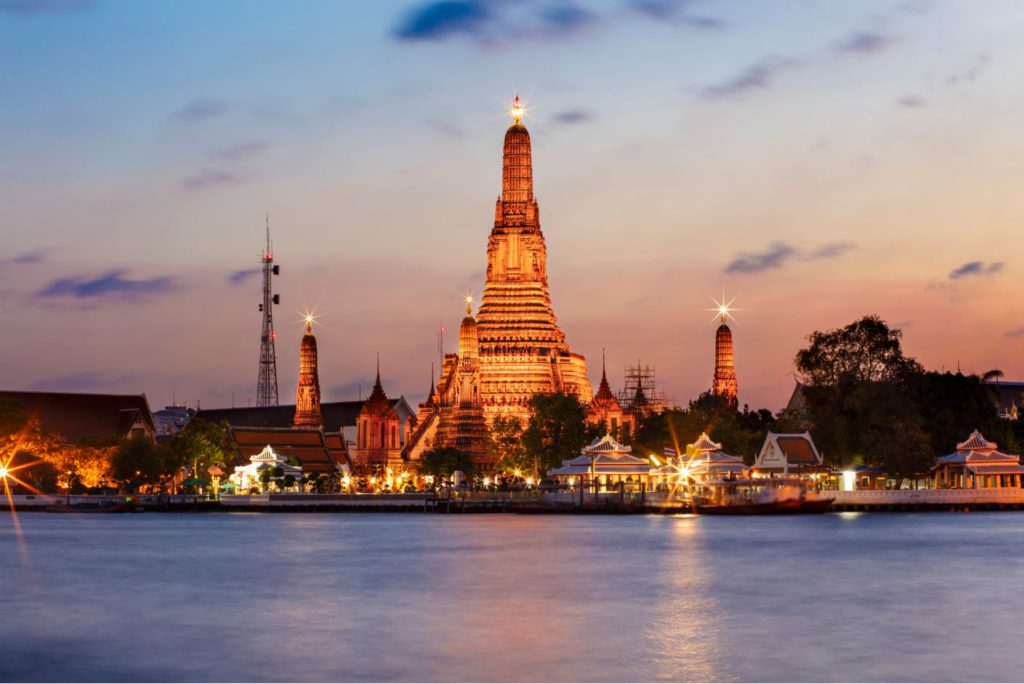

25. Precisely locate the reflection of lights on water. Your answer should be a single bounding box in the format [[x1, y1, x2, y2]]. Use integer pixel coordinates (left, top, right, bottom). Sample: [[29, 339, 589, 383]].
[[838, 510, 863, 520]]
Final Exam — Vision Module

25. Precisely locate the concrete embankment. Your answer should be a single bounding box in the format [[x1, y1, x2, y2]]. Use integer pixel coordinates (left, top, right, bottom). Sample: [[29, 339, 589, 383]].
[[6, 489, 1024, 513]]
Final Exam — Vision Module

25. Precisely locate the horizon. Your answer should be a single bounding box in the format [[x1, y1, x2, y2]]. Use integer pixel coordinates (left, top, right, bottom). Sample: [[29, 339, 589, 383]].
[[3, 0, 1023, 412]]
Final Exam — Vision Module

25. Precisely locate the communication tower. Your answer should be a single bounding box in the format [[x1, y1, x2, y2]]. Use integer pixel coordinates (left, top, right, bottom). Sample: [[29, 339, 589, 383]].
[[256, 216, 280, 407]]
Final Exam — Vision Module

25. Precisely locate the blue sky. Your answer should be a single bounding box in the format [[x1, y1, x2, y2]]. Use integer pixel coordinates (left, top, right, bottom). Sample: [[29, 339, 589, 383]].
[[2, 0, 1023, 411]]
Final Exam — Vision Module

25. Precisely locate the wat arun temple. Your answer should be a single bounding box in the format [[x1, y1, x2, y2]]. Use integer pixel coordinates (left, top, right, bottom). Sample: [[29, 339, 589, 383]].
[[403, 98, 594, 466]]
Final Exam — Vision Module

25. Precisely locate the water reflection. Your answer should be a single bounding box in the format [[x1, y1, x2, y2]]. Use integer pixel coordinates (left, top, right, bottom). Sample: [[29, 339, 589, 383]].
[[2, 512, 1024, 682], [643, 516, 727, 682]]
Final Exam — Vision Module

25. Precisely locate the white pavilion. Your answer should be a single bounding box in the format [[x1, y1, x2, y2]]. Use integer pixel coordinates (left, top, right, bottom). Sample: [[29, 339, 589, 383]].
[[230, 444, 303, 493], [548, 434, 652, 491], [932, 430, 1024, 489]]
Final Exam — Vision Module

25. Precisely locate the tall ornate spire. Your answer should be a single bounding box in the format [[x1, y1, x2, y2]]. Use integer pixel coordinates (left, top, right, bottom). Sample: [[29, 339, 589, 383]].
[[459, 296, 479, 360], [293, 315, 322, 428], [501, 96, 534, 219], [595, 348, 614, 400], [367, 354, 388, 405], [713, 323, 738, 406]]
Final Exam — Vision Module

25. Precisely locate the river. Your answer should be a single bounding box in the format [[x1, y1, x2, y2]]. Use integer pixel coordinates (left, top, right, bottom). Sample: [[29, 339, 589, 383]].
[[1, 511, 1021, 682]]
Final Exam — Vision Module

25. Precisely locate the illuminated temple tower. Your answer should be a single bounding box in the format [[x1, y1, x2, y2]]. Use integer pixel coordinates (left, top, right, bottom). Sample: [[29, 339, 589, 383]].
[[712, 318, 739, 407], [293, 316, 322, 429], [473, 96, 591, 422]]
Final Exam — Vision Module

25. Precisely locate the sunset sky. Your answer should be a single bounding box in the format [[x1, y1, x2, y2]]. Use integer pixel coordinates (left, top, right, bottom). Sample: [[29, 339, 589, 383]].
[[2, 0, 1023, 412]]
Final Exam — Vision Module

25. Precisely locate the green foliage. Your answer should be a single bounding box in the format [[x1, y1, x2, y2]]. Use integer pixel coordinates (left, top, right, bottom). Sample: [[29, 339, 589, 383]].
[[111, 435, 175, 492], [522, 392, 589, 476], [488, 416, 530, 475], [633, 393, 775, 464], [421, 446, 476, 479], [167, 418, 229, 479], [796, 315, 923, 386]]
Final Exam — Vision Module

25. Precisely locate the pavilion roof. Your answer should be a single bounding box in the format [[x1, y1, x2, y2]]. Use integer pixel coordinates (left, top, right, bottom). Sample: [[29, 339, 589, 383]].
[[956, 430, 997, 452], [583, 433, 632, 455], [689, 432, 722, 454]]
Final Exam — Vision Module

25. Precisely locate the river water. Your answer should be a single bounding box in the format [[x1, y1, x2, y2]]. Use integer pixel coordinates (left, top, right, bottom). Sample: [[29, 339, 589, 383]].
[[1, 511, 1021, 682]]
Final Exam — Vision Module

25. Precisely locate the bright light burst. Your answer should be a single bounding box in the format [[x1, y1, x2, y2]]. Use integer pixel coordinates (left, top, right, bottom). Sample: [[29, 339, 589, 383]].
[[297, 309, 320, 330], [510, 95, 526, 122], [706, 292, 741, 324]]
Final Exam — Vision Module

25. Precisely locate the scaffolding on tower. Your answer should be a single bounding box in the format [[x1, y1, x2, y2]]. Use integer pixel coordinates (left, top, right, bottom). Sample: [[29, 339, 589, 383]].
[[256, 216, 280, 407], [616, 361, 674, 414]]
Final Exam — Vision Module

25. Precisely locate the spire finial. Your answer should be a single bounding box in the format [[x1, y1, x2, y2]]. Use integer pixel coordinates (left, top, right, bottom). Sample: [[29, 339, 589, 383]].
[[465, 295, 473, 316], [376, 352, 380, 383], [510, 94, 525, 123]]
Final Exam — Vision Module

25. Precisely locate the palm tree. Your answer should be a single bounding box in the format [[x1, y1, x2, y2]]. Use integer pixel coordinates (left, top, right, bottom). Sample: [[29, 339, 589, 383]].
[[982, 369, 1004, 383]]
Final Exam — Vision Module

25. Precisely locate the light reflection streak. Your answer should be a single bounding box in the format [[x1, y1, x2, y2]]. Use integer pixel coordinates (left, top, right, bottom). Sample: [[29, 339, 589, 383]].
[[643, 516, 726, 682]]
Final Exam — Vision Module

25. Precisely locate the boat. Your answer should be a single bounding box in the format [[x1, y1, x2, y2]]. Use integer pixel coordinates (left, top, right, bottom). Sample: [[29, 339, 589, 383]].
[[691, 478, 834, 515], [44, 497, 141, 513]]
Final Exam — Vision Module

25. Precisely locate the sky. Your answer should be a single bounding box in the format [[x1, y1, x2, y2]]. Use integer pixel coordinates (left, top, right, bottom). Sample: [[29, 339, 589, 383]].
[[2, 0, 1023, 413]]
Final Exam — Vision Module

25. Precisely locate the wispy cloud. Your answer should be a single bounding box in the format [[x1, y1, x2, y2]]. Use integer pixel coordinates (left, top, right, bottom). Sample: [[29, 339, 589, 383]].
[[174, 98, 229, 122], [0, 248, 49, 266], [0, 0, 92, 15], [724, 241, 855, 274], [702, 57, 799, 100], [835, 31, 897, 55], [1005, 326, 1024, 339], [896, 94, 926, 108], [628, 0, 724, 29], [724, 242, 797, 274], [181, 169, 241, 191], [36, 270, 177, 300], [227, 268, 260, 285], [392, 0, 598, 46], [948, 261, 1004, 280], [948, 53, 990, 85], [392, 0, 721, 47], [807, 242, 855, 260], [213, 142, 268, 162], [553, 109, 593, 125]]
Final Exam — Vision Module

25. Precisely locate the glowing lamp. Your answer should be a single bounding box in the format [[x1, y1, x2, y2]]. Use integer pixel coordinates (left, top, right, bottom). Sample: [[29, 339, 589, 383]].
[[0, 466, 7, 478], [842, 470, 857, 492]]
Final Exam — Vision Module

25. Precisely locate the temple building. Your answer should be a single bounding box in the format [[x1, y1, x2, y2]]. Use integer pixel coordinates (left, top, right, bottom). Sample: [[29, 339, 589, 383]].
[[753, 432, 827, 476], [351, 360, 407, 474], [404, 299, 493, 471], [586, 351, 635, 441], [293, 317, 322, 429], [931, 430, 1024, 489], [467, 96, 592, 424]]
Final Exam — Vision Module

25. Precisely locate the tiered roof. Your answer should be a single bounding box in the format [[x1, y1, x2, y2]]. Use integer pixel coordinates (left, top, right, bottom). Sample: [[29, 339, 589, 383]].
[[549, 433, 650, 477], [229, 426, 348, 474], [934, 430, 1024, 474]]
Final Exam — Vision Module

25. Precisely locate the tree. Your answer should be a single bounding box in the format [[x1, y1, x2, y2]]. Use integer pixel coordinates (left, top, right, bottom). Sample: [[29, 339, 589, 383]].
[[796, 315, 922, 386], [111, 435, 175, 492], [522, 393, 589, 477], [488, 416, 531, 476], [633, 393, 774, 465], [421, 447, 476, 480], [167, 418, 229, 482], [0, 400, 60, 492]]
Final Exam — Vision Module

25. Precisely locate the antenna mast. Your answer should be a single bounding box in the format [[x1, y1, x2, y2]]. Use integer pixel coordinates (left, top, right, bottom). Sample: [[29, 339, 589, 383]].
[[256, 214, 280, 407]]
